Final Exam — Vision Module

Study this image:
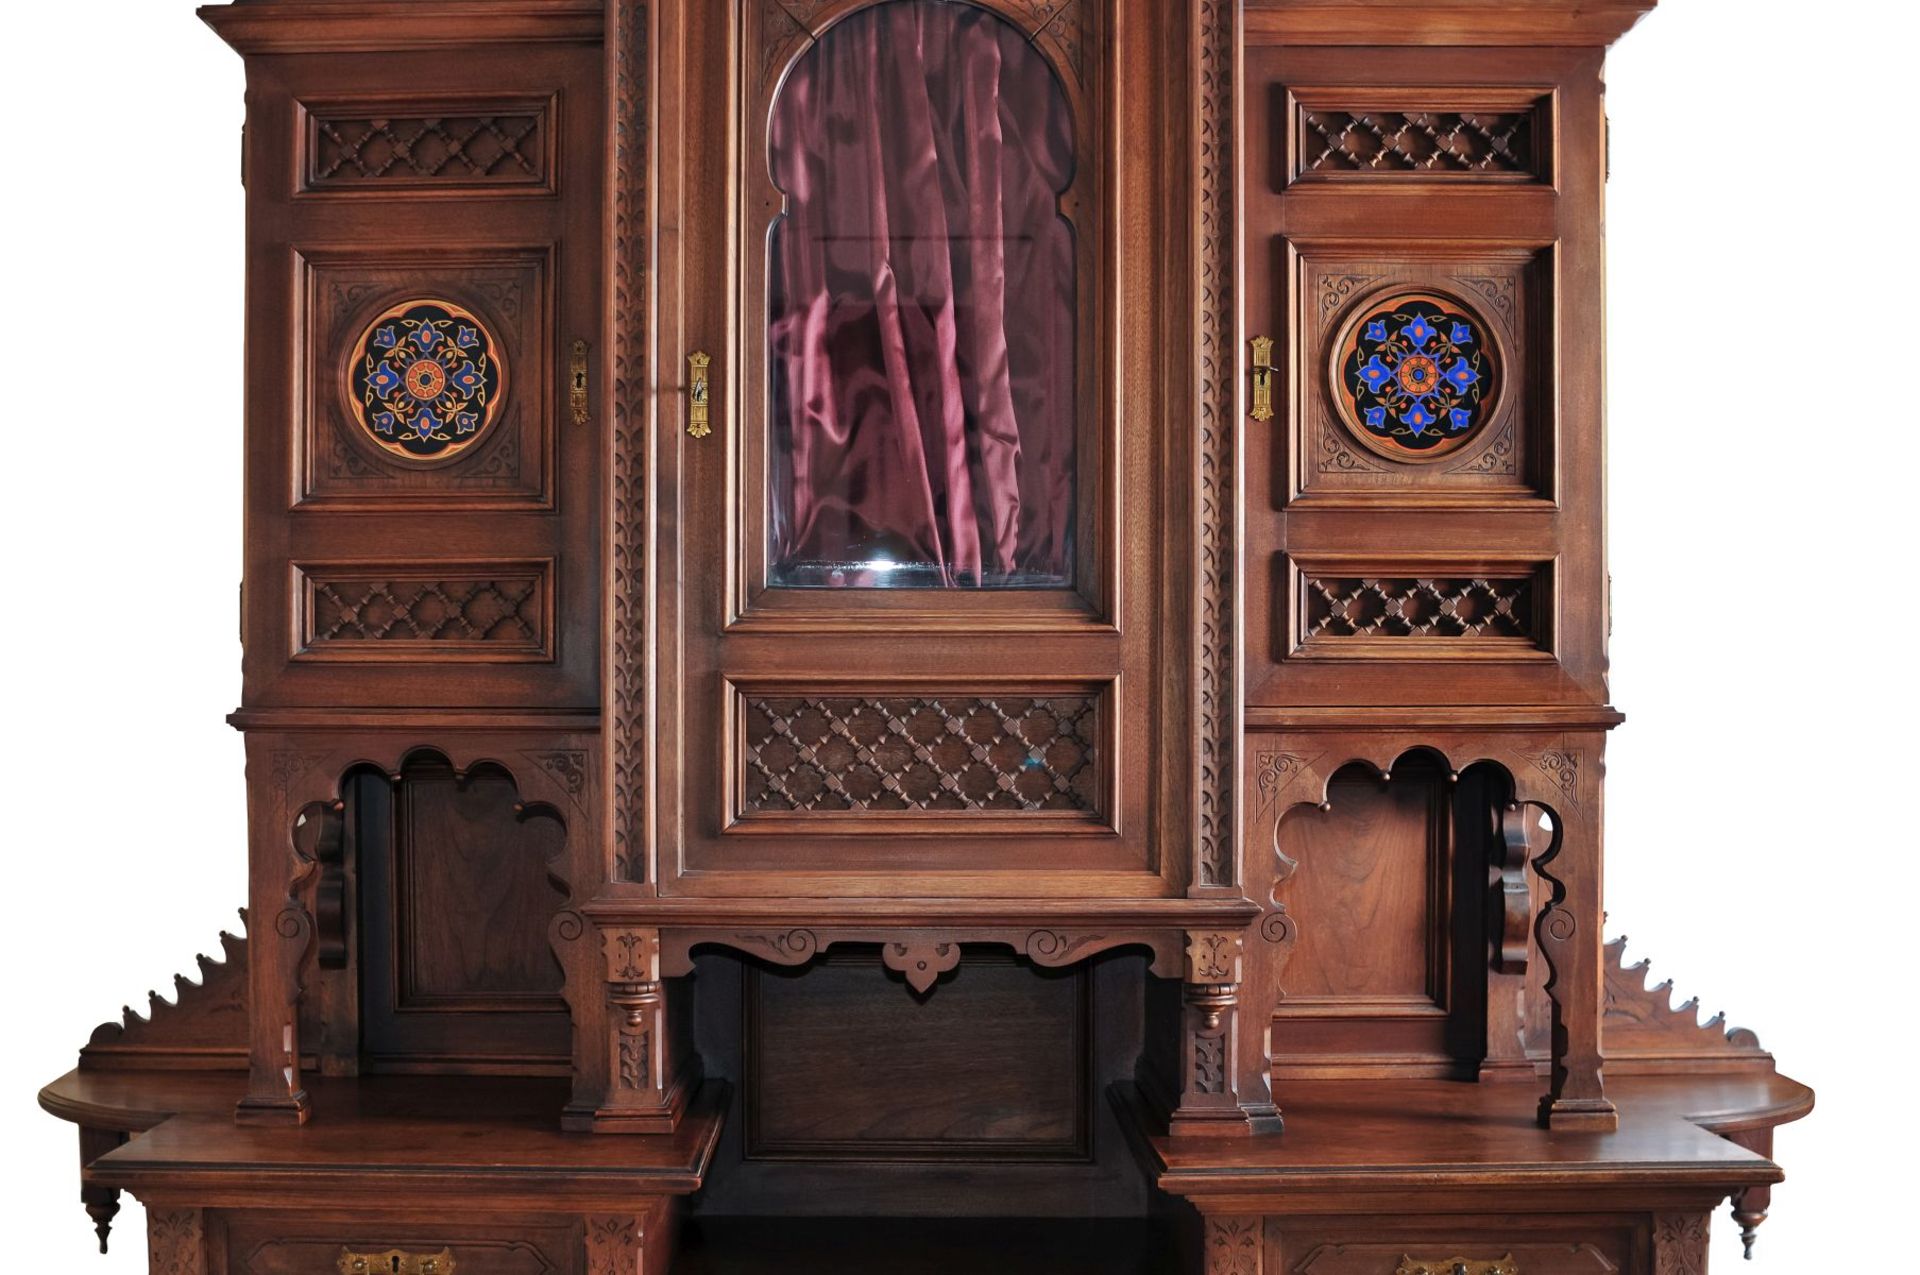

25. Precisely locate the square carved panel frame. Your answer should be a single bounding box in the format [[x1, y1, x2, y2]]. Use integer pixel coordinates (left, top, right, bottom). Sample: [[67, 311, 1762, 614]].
[[1282, 240, 1557, 507], [296, 245, 555, 510]]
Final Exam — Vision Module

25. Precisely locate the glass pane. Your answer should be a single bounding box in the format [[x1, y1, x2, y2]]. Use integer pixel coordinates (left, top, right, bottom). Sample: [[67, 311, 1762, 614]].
[[766, 1, 1076, 589]]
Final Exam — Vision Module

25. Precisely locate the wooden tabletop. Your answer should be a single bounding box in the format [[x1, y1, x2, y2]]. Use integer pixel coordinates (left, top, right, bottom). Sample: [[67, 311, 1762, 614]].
[[1119, 1070, 1811, 1197], [53, 1073, 728, 1204]]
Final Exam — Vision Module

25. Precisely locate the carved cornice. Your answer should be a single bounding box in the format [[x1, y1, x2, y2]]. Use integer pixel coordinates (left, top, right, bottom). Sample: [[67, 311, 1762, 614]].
[[1242, 1, 1657, 47], [200, 1, 604, 54]]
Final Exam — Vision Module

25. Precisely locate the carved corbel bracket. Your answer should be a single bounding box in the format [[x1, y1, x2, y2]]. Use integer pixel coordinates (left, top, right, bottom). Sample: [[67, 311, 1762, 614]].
[[882, 939, 962, 993], [1491, 801, 1539, 975]]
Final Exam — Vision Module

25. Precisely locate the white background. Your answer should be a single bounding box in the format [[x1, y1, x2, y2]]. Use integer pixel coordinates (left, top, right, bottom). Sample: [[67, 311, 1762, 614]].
[[0, 0, 1911, 1267]]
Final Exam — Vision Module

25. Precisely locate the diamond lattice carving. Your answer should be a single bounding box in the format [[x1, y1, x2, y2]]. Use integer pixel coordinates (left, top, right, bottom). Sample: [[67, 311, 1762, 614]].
[[308, 577, 541, 645], [1300, 109, 1533, 176], [743, 696, 1099, 813], [311, 112, 545, 185], [1303, 576, 1534, 639]]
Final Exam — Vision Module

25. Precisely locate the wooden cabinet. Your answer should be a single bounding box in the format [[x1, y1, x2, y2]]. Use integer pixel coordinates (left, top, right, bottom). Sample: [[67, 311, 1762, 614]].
[[30, 2, 1814, 1273]]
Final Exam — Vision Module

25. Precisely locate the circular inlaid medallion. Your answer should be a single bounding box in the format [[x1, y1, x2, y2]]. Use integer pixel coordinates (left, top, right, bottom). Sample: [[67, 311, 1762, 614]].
[[348, 299, 505, 462], [1331, 290, 1499, 462]]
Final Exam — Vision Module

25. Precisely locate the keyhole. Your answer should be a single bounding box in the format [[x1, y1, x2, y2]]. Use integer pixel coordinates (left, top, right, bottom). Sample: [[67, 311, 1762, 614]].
[[389, 1259, 402, 1274]]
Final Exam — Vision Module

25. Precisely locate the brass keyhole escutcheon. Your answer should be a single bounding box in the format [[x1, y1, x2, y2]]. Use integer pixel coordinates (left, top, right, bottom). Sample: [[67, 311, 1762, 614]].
[[688, 350, 712, 438], [570, 339, 591, 426], [337, 1247, 456, 1275], [1249, 334, 1276, 422]]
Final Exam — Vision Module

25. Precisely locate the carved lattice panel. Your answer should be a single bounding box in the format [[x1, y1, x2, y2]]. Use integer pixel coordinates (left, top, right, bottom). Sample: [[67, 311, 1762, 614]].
[[742, 695, 1100, 814], [297, 563, 551, 660], [1301, 110, 1533, 175], [1287, 560, 1551, 658], [1304, 575, 1534, 639], [1287, 90, 1549, 185], [304, 101, 552, 189]]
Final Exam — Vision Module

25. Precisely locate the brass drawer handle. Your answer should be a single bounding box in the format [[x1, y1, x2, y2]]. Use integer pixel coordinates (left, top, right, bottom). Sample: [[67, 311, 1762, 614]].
[[1249, 334, 1275, 422], [338, 1247, 456, 1275], [688, 350, 712, 438], [1397, 1257, 1518, 1275]]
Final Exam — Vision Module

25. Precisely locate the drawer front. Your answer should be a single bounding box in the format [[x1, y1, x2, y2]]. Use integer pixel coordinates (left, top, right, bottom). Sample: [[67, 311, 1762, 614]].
[[1277, 1219, 1632, 1275], [224, 1214, 581, 1275]]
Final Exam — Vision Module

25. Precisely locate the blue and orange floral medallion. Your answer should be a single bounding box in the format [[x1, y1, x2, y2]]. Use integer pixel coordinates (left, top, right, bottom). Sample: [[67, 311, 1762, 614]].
[[348, 299, 505, 462], [1331, 290, 1499, 462]]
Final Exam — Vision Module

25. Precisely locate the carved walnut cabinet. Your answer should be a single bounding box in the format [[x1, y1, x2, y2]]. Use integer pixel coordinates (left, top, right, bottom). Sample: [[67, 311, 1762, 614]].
[[35, 1, 1811, 1272]]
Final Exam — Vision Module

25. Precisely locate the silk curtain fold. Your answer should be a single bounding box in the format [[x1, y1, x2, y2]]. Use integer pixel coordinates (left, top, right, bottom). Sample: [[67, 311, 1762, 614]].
[[768, 1, 1075, 587]]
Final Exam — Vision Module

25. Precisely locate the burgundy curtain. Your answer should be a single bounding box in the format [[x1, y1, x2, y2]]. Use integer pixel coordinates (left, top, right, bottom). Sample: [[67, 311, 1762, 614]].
[[767, 0, 1076, 588]]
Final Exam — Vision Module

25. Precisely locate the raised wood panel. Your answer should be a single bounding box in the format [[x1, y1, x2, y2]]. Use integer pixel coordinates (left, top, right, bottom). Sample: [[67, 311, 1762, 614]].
[[358, 765, 571, 1071], [743, 952, 1091, 1162], [1276, 765, 1448, 1012]]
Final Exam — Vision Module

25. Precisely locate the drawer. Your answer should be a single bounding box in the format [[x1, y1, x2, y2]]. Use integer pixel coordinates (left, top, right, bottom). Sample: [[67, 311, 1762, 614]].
[[1275, 1218, 1633, 1275], [222, 1214, 582, 1275]]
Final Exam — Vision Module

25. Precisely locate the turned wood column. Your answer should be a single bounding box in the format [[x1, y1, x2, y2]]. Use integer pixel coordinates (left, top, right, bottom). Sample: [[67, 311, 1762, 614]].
[[567, 925, 695, 1133], [1170, 931, 1254, 1136], [76, 1126, 123, 1253]]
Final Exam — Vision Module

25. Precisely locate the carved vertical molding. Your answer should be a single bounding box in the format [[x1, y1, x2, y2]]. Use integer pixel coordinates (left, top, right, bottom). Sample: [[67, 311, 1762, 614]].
[[1192, 0, 1240, 889], [607, 0, 649, 883], [146, 1208, 206, 1275], [1204, 1215, 1262, 1275], [1651, 1212, 1709, 1275], [1172, 931, 1252, 1134]]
